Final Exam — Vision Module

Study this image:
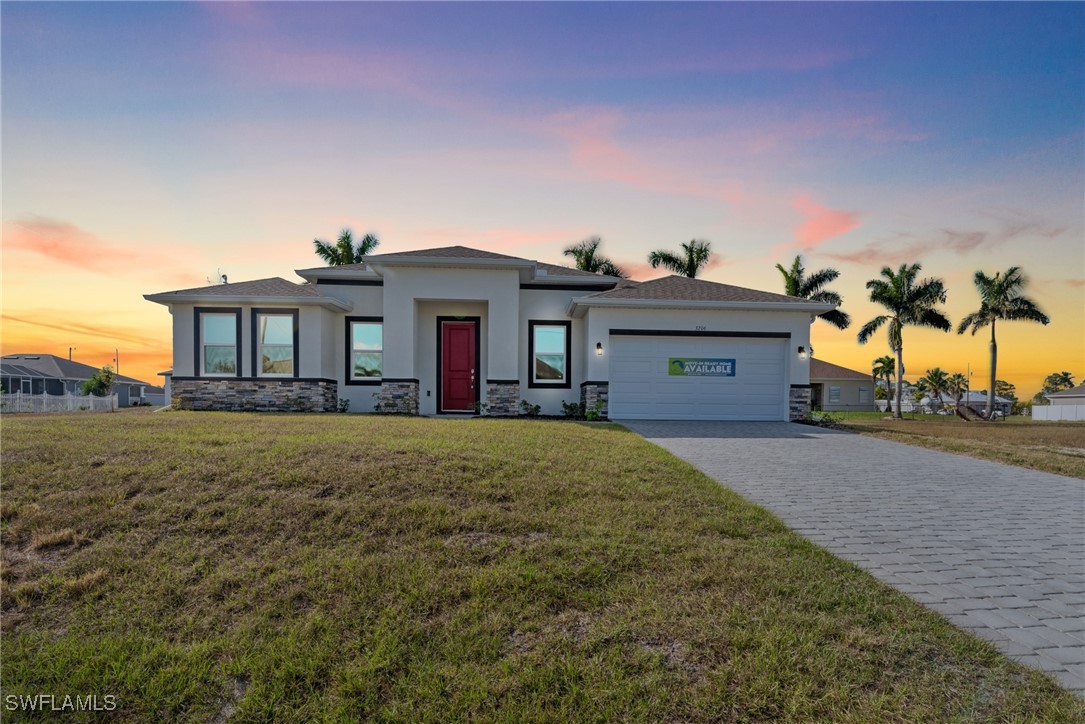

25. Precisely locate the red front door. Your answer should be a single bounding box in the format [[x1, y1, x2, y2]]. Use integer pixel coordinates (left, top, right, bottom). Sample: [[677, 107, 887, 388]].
[[441, 321, 476, 412]]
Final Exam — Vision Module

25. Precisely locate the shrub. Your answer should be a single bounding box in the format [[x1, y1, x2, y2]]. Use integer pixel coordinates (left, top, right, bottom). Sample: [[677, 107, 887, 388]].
[[561, 400, 585, 419], [519, 400, 541, 417]]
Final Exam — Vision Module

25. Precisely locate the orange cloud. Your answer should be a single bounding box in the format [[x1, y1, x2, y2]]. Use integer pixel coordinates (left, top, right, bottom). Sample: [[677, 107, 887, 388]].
[[3, 217, 201, 285], [792, 195, 860, 251]]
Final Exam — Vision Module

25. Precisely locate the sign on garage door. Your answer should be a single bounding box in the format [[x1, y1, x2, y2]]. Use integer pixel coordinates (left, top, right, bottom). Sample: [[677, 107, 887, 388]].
[[609, 336, 787, 420]]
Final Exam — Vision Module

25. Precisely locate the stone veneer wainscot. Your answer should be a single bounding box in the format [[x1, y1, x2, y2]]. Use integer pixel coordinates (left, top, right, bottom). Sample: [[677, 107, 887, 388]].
[[580, 381, 609, 418], [789, 385, 811, 421], [172, 378, 338, 412], [379, 379, 420, 415], [486, 381, 520, 416]]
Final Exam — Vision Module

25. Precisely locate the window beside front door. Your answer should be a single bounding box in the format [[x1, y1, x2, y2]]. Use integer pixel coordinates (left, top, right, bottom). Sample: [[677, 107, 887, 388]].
[[829, 385, 841, 404], [528, 320, 572, 389], [350, 321, 383, 379]]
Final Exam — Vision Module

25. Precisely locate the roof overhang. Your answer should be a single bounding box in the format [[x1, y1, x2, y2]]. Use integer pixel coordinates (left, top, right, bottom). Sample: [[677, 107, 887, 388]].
[[366, 256, 537, 281], [566, 296, 836, 318], [143, 293, 352, 312]]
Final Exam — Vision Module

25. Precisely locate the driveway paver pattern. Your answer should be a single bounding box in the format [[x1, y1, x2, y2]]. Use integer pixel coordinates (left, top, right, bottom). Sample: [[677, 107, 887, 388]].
[[623, 420, 1085, 692]]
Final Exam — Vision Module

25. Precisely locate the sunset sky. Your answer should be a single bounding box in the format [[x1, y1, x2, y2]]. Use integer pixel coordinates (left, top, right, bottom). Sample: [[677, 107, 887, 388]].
[[2, 2, 1082, 396]]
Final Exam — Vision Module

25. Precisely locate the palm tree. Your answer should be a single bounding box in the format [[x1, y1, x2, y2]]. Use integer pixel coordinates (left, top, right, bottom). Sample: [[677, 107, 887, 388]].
[[956, 266, 1050, 418], [919, 367, 950, 412], [775, 256, 851, 330], [871, 355, 895, 414], [947, 372, 968, 413], [857, 263, 951, 420], [648, 239, 713, 278], [313, 228, 380, 266], [562, 237, 626, 277]]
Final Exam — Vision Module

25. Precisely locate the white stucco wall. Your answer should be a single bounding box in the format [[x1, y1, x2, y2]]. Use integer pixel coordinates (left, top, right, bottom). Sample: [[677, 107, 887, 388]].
[[519, 289, 586, 415]]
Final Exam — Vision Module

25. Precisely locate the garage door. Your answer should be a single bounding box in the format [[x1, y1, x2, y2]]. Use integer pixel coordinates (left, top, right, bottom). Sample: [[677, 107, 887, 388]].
[[608, 335, 788, 420]]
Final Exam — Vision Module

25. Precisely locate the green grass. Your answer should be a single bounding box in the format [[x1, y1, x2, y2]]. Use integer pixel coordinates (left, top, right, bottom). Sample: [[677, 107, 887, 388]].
[[828, 413, 1085, 479], [2, 413, 1082, 721]]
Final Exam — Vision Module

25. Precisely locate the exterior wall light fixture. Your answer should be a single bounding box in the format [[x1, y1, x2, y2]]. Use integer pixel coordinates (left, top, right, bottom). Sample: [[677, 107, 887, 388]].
[[596, 342, 604, 356], [797, 346, 808, 360]]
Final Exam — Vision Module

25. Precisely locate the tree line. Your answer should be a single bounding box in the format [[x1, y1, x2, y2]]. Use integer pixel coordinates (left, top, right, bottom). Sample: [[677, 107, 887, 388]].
[[311, 229, 1054, 421]]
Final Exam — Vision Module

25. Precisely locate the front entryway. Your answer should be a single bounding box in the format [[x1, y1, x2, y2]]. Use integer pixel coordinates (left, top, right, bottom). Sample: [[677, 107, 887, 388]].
[[439, 318, 478, 413]]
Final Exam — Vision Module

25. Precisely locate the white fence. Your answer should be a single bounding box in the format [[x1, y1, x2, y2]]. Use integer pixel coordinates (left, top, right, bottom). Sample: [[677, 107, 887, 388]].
[[1, 392, 118, 413], [1033, 405, 1085, 422]]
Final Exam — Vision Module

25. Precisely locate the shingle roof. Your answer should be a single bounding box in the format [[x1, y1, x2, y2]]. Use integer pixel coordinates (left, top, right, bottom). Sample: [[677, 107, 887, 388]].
[[809, 359, 871, 380], [147, 277, 322, 298], [366, 246, 528, 261], [534, 261, 617, 278], [1, 354, 152, 385], [1046, 383, 1085, 398], [583, 275, 812, 304]]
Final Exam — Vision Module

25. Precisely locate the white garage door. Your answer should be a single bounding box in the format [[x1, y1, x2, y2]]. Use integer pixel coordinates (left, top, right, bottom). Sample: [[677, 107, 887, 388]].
[[608, 335, 788, 420]]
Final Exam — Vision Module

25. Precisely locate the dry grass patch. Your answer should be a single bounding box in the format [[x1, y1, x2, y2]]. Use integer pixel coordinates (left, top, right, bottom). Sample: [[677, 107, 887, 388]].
[[1, 412, 1082, 721], [29, 528, 82, 550], [838, 415, 1085, 478]]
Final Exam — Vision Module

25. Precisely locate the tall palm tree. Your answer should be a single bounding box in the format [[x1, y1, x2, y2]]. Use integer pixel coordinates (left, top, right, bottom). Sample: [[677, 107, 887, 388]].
[[858, 263, 951, 420], [919, 367, 950, 411], [775, 255, 851, 330], [313, 228, 380, 266], [956, 266, 1049, 418], [562, 237, 626, 277], [871, 355, 895, 414], [648, 239, 713, 278]]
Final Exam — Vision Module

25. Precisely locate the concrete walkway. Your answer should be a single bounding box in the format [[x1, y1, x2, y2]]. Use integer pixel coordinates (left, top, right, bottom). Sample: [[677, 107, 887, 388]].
[[622, 420, 1085, 692]]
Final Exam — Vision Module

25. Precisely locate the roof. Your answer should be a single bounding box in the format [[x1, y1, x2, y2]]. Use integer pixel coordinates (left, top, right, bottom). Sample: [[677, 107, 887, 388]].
[[534, 261, 616, 278], [1046, 383, 1085, 399], [809, 359, 871, 381], [147, 277, 324, 298], [1, 354, 154, 386], [581, 275, 814, 304], [365, 245, 527, 261], [144, 277, 351, 311]]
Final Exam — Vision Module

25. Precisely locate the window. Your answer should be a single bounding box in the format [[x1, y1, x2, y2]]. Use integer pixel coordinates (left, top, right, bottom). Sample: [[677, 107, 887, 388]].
[[256, 313, 295, 376], [829, 385, 841, 404], [350, 320, 383, 380], [201, 313, 238, 375], [858, 386, 871, 404], [528, 320, 571, 388]]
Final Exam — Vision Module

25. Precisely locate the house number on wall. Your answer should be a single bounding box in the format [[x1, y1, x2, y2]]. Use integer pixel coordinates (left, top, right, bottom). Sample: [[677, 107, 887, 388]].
[[695, 325, 706, 331]]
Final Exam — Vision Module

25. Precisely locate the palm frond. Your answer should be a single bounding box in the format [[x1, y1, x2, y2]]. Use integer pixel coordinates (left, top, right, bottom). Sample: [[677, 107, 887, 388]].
[[857, 316, 888, 344]]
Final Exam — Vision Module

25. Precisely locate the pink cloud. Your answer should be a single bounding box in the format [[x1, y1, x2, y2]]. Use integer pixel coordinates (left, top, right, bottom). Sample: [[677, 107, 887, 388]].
[[792, 195, 860, 251]]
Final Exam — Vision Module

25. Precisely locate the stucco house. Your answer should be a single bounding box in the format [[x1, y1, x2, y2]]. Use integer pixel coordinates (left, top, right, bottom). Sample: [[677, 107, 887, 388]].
[[144, 246, 834, 420], [809, 358, 875, 412]]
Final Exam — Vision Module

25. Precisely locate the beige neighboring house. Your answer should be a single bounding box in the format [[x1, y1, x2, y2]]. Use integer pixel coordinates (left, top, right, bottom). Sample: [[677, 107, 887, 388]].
[[809, 358, 875, 412], [144, 245, 836, 420], [1036, 383, 1085, 421]]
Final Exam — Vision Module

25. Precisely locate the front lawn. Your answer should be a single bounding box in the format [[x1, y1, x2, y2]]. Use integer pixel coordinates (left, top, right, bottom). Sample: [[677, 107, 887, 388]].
[[2, 413, 1081, 721], [833, 414, 1085, 479]]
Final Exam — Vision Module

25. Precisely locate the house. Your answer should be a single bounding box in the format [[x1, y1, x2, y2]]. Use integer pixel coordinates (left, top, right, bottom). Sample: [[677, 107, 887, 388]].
[[809, 359, 875, 412], [144, 246, 834, 420], [1035, 383, 1085, 421], [0, 354, 160, 406]]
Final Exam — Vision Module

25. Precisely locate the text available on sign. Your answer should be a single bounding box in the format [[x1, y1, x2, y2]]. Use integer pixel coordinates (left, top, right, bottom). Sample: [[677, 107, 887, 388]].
[[668, 358, 736, 377]]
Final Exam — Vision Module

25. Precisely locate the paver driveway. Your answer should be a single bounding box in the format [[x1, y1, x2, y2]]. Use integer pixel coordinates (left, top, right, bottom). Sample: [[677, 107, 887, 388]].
[[623, 420, 1085, 692]]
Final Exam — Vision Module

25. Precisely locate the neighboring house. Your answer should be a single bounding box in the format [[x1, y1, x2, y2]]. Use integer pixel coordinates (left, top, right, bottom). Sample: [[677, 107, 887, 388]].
[[0, 354, 157, 406], [144, 246, 834, 420], [809, 359, 875, 412], [1035, 383, 1085, 421]]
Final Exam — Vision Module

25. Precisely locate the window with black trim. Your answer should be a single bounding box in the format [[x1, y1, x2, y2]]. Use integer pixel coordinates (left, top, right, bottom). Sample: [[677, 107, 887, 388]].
[[201, 313, 238, 375], [350, 320, 383, 379], [528, 320, 571, 388], [256, 313, 295, 376]]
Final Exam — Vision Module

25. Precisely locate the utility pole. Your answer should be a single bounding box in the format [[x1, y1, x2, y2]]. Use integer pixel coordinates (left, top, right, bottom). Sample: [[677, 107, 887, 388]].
[[69, 347, 76, 361], [113, 349, 119, 374]]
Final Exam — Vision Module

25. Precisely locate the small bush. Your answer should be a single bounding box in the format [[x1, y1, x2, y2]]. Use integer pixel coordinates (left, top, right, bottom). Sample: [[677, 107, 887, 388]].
[[561, 400, 585, 419], [519, 400, 541, 417], [584, 400, 605, 422], [336, 398, 351, 413]]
